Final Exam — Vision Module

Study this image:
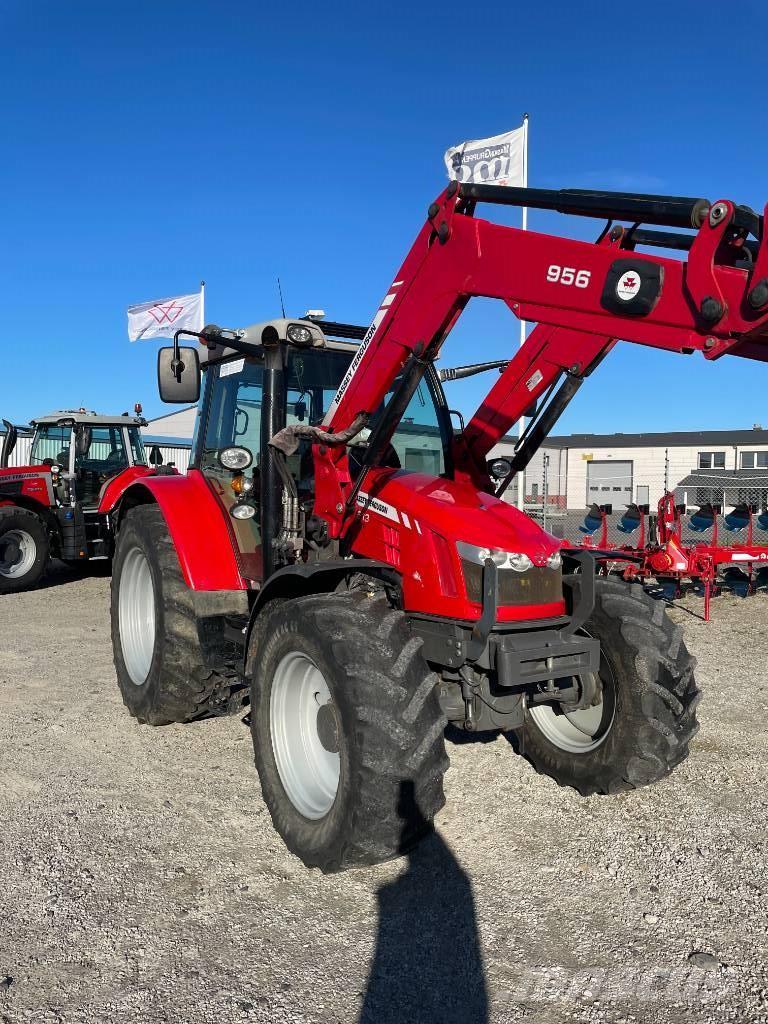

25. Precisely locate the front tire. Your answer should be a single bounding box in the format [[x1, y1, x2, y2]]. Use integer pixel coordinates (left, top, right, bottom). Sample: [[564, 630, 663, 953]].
[[111, 505, 233, 725], [0, 507, 49, 593], [518, 577, 700, 795], [248, 590, 448, 872]]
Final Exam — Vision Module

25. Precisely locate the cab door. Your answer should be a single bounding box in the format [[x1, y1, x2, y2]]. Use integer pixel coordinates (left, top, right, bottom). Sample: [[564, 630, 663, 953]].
[[74, 425, 130, 508], [198, 358, 265, 581]]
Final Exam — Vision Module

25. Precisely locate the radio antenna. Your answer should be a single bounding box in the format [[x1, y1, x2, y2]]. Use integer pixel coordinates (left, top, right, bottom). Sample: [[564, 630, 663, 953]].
[[277, 277, 286, 318]]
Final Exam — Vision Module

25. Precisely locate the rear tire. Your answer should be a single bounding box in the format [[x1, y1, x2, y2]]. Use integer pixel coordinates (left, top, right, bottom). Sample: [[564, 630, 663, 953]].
[[517, 577, 700, 795], [248, 590, 448, 872], [111, 505, 234, 725], [0, 507, 49, 593]]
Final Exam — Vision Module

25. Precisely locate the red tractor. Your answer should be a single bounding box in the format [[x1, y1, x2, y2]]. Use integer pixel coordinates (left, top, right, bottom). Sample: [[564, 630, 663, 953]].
[[108, 182, 768, 872], [0, 409, 158, 592]]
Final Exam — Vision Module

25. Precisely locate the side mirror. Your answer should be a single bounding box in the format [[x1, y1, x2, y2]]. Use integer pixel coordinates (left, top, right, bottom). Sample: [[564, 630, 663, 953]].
[[157, 346, 200, 404], [75, 425, 92, 457], [149, 445, 164, 466]]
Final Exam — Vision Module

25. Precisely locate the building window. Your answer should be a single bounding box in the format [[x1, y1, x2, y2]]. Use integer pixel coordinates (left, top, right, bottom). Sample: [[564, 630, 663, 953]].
[[698, 451, 725, 469], [740, 451, 768, 469]]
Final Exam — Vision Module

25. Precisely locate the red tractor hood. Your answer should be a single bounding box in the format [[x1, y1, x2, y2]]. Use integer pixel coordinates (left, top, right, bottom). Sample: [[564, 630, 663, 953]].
[[356, 469, 559, 563], [347, 469, 564, 623], [0, 465, 54, 508]]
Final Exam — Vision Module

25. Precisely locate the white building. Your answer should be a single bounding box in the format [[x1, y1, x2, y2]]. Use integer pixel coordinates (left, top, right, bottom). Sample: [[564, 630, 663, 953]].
[[492, 427, 768, 514], [142, 406, 197, 441], [140, 407, 196, 472]]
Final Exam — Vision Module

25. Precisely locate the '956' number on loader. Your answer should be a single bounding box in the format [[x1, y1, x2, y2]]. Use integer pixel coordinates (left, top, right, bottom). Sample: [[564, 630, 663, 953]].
[[547, 265, 591, 288]]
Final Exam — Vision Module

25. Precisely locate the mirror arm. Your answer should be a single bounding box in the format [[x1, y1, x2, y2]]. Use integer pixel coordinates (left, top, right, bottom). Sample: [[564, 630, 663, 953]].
[[171, 329, 203, 382]]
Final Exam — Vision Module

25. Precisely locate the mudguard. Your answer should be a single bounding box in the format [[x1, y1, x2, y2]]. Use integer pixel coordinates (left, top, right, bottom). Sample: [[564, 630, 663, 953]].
[[101, 468, 247, 592], [97, 466, 156, 510]]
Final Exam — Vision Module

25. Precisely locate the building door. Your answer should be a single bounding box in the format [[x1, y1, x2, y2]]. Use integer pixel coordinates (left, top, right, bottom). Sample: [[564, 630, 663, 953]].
[[586, 460, 633, 506]]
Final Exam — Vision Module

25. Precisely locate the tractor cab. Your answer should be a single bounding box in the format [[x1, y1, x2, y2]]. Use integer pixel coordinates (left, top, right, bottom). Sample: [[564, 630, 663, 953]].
[[30, 410, 148, 508], [177, 321, 449, 581]]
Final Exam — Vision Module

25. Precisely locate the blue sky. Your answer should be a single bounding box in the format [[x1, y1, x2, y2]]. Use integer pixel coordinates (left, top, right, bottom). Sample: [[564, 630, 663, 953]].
[[1, 0, 767, 433]]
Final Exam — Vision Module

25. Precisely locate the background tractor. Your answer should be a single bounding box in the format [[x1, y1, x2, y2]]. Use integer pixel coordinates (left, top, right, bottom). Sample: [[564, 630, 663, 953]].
[[107, 181, 768, 872], [0, 409, 159, 592]]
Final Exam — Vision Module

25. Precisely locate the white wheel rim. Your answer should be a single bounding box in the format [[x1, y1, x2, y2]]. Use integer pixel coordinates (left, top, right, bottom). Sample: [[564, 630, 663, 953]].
[[528, 672, 615, 753], [0, 529, 37, 579], [118, 546, 156, 685], [270, 652, 340, 819]]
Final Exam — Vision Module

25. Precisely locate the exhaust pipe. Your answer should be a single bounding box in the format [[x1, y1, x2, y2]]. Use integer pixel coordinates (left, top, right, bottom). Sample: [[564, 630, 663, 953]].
[[0, 419, 17, 468]]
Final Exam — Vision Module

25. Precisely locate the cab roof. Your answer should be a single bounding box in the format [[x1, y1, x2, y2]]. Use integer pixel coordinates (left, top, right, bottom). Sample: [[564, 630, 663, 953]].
[[199, 317, 363, 366], [31, 410, 147, 427]]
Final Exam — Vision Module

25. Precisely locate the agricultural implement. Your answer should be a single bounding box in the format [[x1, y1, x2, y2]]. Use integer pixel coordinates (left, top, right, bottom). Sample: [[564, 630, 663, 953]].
[[105, 179, 768, 871], [0, 409, 161, 592], [571, 495, 768, 618]]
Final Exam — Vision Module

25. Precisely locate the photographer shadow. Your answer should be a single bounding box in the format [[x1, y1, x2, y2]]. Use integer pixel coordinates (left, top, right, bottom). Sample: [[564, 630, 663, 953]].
[[359, 780, 488, 1024]]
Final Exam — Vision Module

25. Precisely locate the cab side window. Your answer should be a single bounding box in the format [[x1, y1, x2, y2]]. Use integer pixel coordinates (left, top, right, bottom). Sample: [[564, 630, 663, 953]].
[[31, 426, 70, 465], [202, 363, 264, 471]]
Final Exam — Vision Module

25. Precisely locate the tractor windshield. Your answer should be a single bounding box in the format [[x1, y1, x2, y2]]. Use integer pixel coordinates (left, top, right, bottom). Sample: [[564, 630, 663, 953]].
[[377, 376, 447, 476], [199, 349, 449, 479], [196, 346, 451, 582], [200, 349, 359, 474], [31, 425, 71, 466]]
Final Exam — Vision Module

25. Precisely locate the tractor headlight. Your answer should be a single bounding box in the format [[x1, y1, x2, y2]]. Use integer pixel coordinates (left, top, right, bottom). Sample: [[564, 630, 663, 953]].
[[230, 500, 257, 520], [456, 542, 533, 572], [219, 446, 253, 471], [287, 323, 313, 346], [487, 457, 512, 480], [457, 541, 564, 607], [547, 550, 562, 570]]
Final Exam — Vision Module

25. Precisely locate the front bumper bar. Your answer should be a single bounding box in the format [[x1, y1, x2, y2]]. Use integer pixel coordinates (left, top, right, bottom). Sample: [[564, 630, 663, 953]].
[[409, 551, 599, 688]]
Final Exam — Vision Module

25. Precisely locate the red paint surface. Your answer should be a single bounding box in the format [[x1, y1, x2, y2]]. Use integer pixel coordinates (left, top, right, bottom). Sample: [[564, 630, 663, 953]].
[[309, 184, 768, 624], [0, 465, 54, 507], [103, 469, 246, 592], [345, 469, 565, 621]]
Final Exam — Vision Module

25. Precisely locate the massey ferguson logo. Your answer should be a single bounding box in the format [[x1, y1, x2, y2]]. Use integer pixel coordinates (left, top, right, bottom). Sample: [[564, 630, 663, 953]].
[[616, 271, 641, 301], [147, 301, 185, 325]]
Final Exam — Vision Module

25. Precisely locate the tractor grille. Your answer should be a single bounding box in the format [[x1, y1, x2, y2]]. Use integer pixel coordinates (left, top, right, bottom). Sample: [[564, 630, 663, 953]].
[[461, 561, 563, 607]]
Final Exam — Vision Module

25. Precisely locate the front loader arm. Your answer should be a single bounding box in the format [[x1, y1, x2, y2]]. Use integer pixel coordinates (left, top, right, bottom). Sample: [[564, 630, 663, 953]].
[[314, 182, 768, 535]]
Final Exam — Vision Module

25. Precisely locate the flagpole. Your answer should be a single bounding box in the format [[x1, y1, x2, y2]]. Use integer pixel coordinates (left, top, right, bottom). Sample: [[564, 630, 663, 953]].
[[200, 280, 206, 331], [516, 112, 529, 511]]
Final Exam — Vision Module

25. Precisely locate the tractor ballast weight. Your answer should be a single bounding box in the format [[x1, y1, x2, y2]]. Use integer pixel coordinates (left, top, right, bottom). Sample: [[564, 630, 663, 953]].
[[110, 180, 768, 871]]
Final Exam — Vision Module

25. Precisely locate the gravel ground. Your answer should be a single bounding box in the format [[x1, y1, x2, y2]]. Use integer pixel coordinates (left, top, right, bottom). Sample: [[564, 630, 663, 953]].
[[1, 565, 767, 1024]]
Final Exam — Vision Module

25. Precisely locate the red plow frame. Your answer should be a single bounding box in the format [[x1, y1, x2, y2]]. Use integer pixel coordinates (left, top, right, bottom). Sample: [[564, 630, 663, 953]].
[[564, 495, 768, 619]]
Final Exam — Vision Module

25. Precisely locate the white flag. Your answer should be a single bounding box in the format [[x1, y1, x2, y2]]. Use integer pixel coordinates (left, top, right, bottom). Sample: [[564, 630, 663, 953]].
[[127, 290, 203, 342], [444, 126, 525, 187]]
